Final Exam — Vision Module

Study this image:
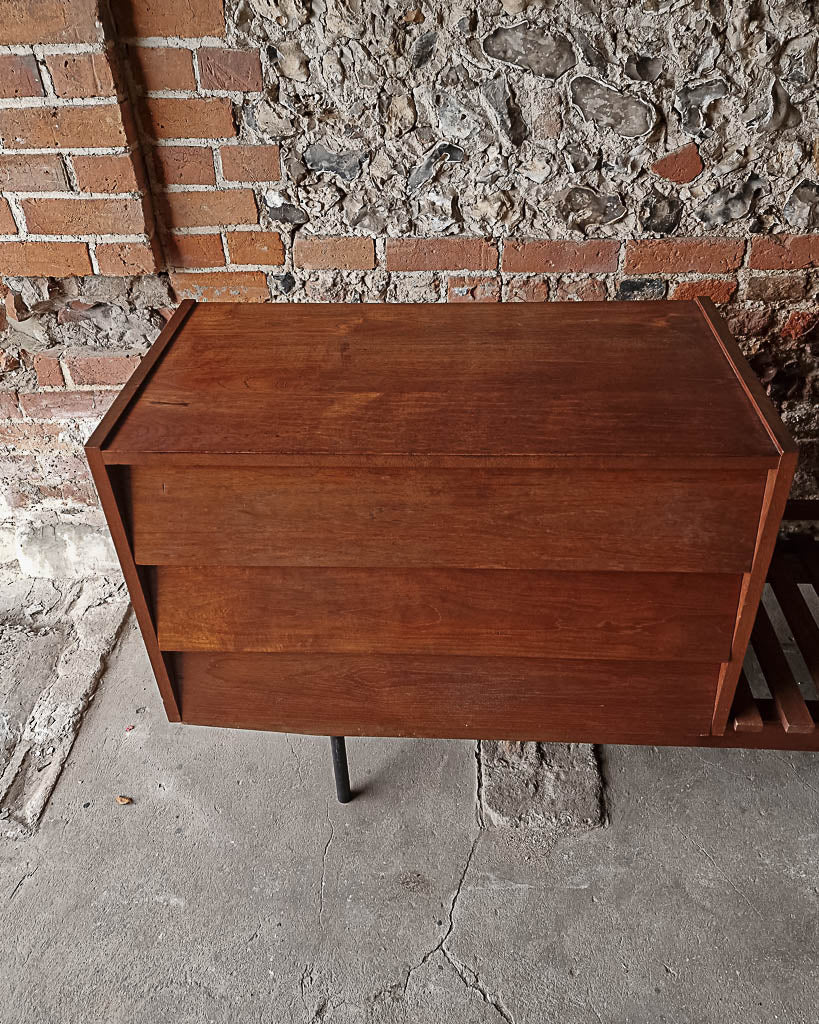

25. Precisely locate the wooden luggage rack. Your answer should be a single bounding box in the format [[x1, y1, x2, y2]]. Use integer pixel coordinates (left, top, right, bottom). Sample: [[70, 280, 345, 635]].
[[716, 499, 819, 751]]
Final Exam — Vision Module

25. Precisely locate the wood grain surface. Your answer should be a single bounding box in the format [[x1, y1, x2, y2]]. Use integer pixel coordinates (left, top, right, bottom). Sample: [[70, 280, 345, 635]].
[[128, 465, 765, 573], [104, 302, 778, 461], [154, 566, 741, 662], [172, 652, 720, 741]]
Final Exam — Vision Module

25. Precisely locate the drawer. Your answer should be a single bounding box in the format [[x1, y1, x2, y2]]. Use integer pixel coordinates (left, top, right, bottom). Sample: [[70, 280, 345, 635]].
[[154, 566, 741, 663], [171, 652, 721, 741], [127, 466, 765, 573]]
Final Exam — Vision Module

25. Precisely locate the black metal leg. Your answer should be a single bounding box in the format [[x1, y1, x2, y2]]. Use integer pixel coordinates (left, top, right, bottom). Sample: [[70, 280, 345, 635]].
[[330, 736, 353, 803]]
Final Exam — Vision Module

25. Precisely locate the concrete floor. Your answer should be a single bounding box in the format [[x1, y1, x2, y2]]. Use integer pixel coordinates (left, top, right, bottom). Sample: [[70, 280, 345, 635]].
[[1, 623, 818, 1023]]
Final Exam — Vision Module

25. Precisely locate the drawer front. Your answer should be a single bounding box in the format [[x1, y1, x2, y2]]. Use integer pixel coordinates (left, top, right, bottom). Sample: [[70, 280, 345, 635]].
[[171, 652, 720, 742], [154, 566, 741, 663], [128, 466, 765, 574]]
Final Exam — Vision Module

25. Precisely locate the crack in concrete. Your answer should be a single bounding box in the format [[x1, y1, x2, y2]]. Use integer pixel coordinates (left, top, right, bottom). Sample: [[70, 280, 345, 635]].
[[399, 831, 514, 1020], [475, 739, 485, 828], [401, 835, 479, 996], [674, 825, 763, 919], [7, 865, 37, 902], [284, 734, 306, 789], [441, 944, 515, 1024], [318, 801, 335, 929]]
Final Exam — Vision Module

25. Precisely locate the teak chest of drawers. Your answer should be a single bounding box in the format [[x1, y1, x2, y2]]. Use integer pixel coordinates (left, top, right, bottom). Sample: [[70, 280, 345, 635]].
[[86, 299, 796, 750]]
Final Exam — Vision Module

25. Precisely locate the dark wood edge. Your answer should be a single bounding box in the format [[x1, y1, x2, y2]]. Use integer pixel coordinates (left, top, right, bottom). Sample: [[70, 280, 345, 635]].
[[85, 447, 181, 722], [175, 707, 819, 751], [85, 299, 196, 454], [99, 451, 781, 471], [711, 451, 798, 734], [783, 499, 819, 521], [695, 296, 797, 457]]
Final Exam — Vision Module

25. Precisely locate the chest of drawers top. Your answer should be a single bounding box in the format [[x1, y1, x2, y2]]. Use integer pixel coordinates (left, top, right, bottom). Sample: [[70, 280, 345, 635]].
[[96, 299, 780, 467]]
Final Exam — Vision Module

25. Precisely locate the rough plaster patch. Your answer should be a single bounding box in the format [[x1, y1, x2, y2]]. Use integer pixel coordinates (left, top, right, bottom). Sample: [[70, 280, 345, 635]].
[[0, 576, 129, 838], [479, 740, 605, 835]]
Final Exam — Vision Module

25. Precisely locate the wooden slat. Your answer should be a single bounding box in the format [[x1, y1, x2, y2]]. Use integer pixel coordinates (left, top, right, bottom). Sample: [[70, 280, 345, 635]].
[[173, 652, 719, 742], [732, 670, 764, 732], [768, 555, 819, 692], [84, 457, 180, 721], [751, 604, 814, 734], [711, 453, 798, 733], [154, 566, 742, 662], [128, 465, 765, 574]]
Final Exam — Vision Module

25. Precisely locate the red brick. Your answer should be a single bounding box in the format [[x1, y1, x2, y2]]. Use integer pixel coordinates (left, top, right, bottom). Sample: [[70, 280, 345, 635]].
[[220, 145, 280, 182], [781, 310, 819, 342], [503, 240, 620, 273], [45, 52, 116, 97], [0, 422, 61, 445], [0, 153, 68, 192], [672, 279, 738, 303], [0, 241, 92, 276], [169, 271, 269, 302], [0, 0, 101, 45], [227, 231, 284, 266], [386, 238, 497, 271], [551, 277, 608, 301], [152, 146, 215, 186], [140, 97, 235, 140], [129, 46, 196, 92], [0, 104, 126, 148], [293, 235, 372, 270], [198, 48, 262, 91], [506, 277, 550, 302], [0, 200, 16, 235], [0, 392, 21, 420], [164, 233, 225, 268], [624, 239, 745, 274], [95, 241, 159, 275], [447, 276, 500, 302], [114, 0, 225, 38], [651, 143, 703, 184], [72, 153, 141, 193], [0, 54, 44, 98], [64, 353, 141, 386], [749, 235, 819, 271], [163, 190, 257, 229], [33, 351, 64, 387], [22, 197, 146, 235], [19, 391, 115, 420]]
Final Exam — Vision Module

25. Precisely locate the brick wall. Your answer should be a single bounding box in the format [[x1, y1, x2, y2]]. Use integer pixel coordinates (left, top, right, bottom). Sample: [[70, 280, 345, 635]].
[[1, 1, 818, 579]]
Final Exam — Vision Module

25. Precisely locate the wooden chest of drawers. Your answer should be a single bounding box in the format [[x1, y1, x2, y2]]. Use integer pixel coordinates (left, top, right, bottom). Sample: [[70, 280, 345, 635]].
[[86, 299, 796, 744]]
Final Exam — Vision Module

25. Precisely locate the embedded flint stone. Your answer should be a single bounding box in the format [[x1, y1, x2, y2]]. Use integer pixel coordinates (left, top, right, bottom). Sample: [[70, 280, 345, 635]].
[[557, 185, 625, 232], [264, 193, 309, 224], [616, 278, 666, 301], [570, 76, 656, 138], [480, 76, 527, 146], [783, 180, 819, 230], [304, 142, 366, 181], [624, 54, 662, 82], [675, 78, 728, 134], [757, 78, 801, 132], [696, 173, 766, 226], [412, 31, 437, 69], [639, 188, 683, 234], [407, 142, 465, 192], [482, 25, 576, 79]]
